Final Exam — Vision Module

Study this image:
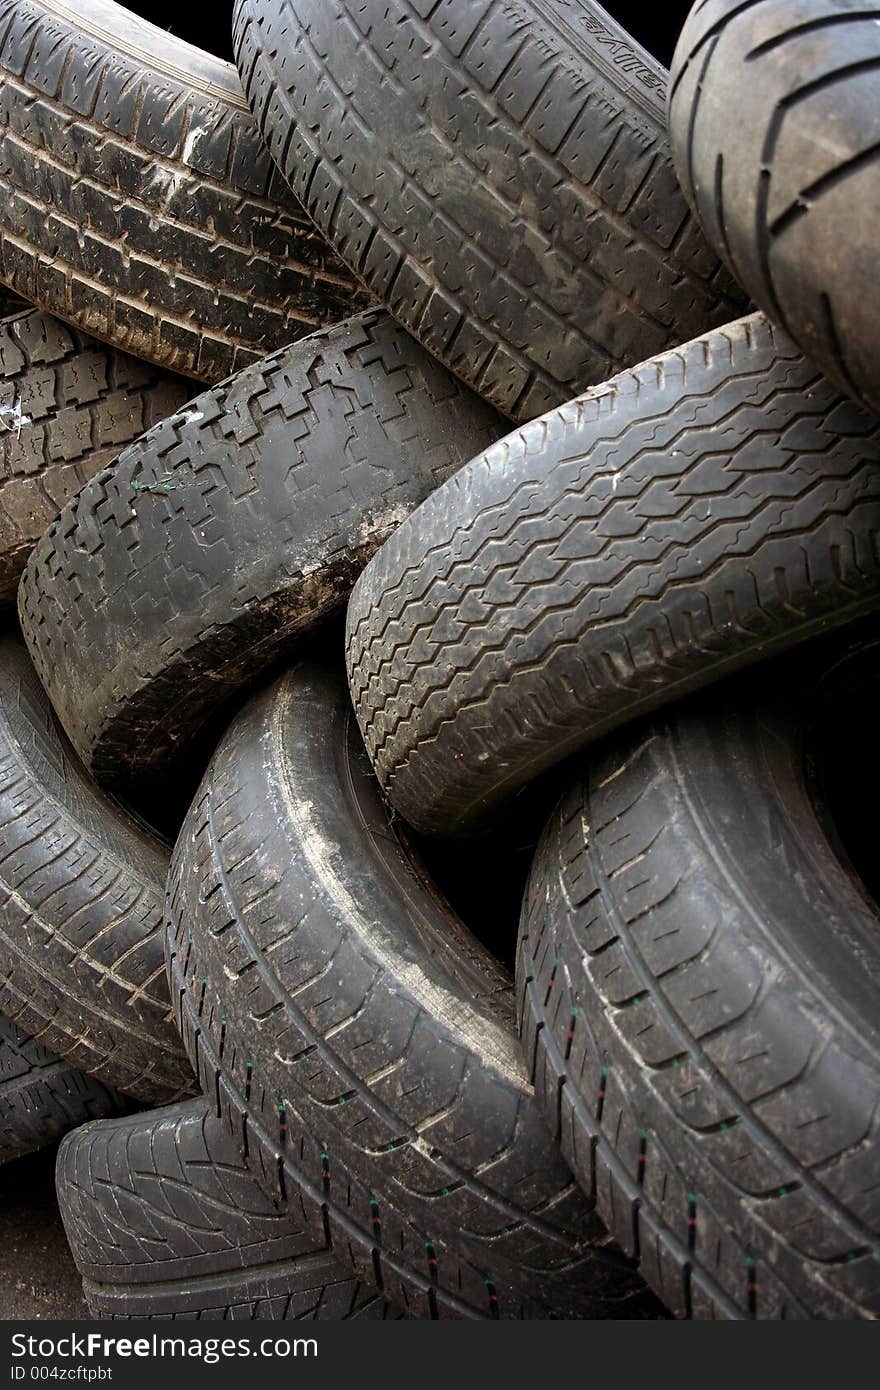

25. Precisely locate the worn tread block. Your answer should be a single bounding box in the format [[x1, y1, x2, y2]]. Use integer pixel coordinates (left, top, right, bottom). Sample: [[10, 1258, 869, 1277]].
[[18, 309, 503, 787], [0, 1011, 126, 1166], [0, 633, 193, 1102], [0, 307, 190, 599], [232, 0, 744, 422], [516, 654, 880, 1318], [0, 0, 368, 379], [165, 663, 660, 1320]]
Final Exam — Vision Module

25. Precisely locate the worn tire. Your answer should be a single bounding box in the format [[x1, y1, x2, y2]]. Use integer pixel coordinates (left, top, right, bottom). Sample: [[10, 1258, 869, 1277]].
[[0, 1012, 125, 1166], [18, 309, 503, 788], [0, 0, 368, 380], [57, 1099, 402, 1320], [517, 641, 880, 1319], [0, 307, 190, 601], [232, 0, 744, 423], [346, 312, 880, 836], [669, 0, 880, 416], [166, 662, 659, 1320], [0, 632, 193, 1102]]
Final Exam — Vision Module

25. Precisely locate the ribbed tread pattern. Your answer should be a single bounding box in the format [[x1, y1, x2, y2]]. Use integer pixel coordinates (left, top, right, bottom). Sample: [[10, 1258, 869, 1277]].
[[166, 664, 659, 1320], [346, 312, 880, 835], [0, 0, 368, 380], [517, 670, 880, 1318], [0, 1010, 125, 1165], [232, 0, 743, 421], [0, 633, 193, 1102], [669, 0, 880, 414], [0, 307, 190, 598], [57, 1099, 401, 1319]]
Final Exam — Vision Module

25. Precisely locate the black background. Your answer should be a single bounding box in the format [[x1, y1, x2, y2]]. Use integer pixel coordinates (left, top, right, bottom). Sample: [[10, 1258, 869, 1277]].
[[122, 1, 695, 70]]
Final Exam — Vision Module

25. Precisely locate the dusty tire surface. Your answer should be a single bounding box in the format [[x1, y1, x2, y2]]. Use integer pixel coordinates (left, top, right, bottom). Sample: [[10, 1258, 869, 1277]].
[[57, 1099, 401, 1320], [0, 0, 368, 380], [233, 0, 744, 422], [346, 313, 880, 836], [166, 662, 659, 1320], [669, 0, 880, 414], [517, 641, 880, 1320], [0, 308, 190, 600], [0, 633, 193, 1103], [18, 309, 503, 789], [0, 1012, 125, 1166]]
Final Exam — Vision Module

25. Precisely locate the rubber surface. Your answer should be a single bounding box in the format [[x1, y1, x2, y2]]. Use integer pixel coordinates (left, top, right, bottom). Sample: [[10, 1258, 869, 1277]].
[[517, 643, 880, 1319], [0, 307, 190, 600], [0, 1011, 125, 1166], [232, 0, 744, 422], [18, 309, 503, 788], [0, 632, 193, 1102], [669, 0, 880, 416], [346, 312, 880, 836], [166, 662, 659, 1320], [57, 1099, 402, 1319], [0, 0, 368, 379]]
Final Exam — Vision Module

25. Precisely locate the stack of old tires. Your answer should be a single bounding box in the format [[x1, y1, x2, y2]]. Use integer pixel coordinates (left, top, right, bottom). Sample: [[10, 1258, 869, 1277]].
[[0, 0, 876, 1321]]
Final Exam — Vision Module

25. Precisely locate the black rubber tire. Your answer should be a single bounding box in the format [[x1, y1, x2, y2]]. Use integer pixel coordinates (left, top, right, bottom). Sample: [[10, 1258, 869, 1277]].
[[0, 1011, 125, 1166], [17, 309, 503, 789], [56, 1098, 403, 1320], [0, 307, 190, 601], [346, 312, 880, 837], [0, 0, 369, 381], [165, 662, 659, 1321], [669, 0, 880, 416], [516, 641, 880, 1320], [0, 285, 27, 318], [232, 0, 745, 423], [0, 631, 193, 1103]]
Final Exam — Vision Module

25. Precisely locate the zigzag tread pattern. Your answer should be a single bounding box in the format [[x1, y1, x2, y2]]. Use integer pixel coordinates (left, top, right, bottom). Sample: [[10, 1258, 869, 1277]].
[[232, 0, 744, 422], [0, 0, 368, 381], [345, 312, 880, 835]]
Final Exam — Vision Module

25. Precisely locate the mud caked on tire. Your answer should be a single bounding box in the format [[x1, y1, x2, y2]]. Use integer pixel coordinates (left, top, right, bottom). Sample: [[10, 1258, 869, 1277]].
[[0, 307, 190, 600], [232, 0, 744, 422], [518, 637, 880, 1319], [346, 313, 880, 836], [0, 632, 193, 1102], [669, 0, 880, 414], [0, 1012, 125, 1166], [18, 309, 503, 789], [165, 662, 660, 1320], [0, 0, 368, 380], [56, 1099, 402, 1319]]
